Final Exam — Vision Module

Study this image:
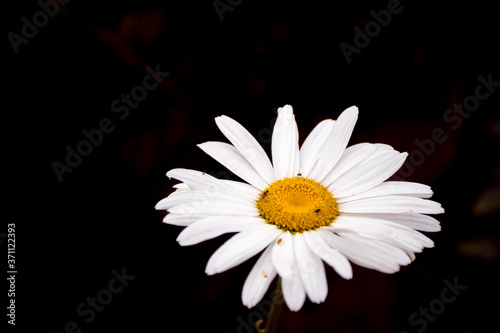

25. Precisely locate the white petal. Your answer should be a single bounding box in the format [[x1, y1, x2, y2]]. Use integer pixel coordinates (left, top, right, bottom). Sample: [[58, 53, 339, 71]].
[[155, 188, 252, 211], [242, 243, 277, 308], [321, 230, 410, 273], [281, 271, 306, 312], [272, 105, 300, 179], [337, 231, 416, 265], [271, 232, 296, 279], [215, 115, 275, 185], [329, 215, 434, 253], [294, 233, 328, 303], [338, 195, 444, 214], [343, 212, 441, 232], [167, 168, 258, 200], [173, 183, 190, 191], [168, 200, 259, 216], [329, 151, 408, 198], [321, 143, 378, 187], [303, 230, 352, 279], [155, 191, 183, 210], [177, 216, 265, 246], [198, 142, 269, 190], [220, 180, 261, 201], [299, 119, 335, 177], [205, 224, 281, 275], [373, 143, 394, 150], [162, 214, 207, 226], [337, 181, 434, 203], [308, 106, 358, 182], [167, 168, 220, 191]]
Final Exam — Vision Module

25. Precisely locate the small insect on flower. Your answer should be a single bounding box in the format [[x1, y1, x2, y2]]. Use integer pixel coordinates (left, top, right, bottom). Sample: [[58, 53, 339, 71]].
[[315, 209, 321, 213], [260, 190, 269, 200], [297, 173, 302, 177]]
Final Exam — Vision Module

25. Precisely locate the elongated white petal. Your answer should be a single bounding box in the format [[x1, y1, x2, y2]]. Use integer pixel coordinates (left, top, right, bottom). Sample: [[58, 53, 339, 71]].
[[155, 189, 252, 210], [242, 243, 277, 308], [271, 232, 295, 279], [329, 215, 434, 252], [338, 195, 444, 214], [177, 216, 265, 246], [198, 142, 269, 190], [168, 200, 259, 216], [320, 229, 410, 273], [373, 143, 394, 150], [342, 212, 441, 232], [337, 181, 434, 203], [205, 224, 281, 275], [322, 143, 378, 187], [173, 183, 190, 191], [281, 270, 306, 311], [330, 151, 408, 198], [167, 168, 258, 200], [220, 180, 261, 201], [294, 233, 328, 303], [167, 168, 220, 191], [299, 119, 335, 177], [156, 193, 184, 210], [308, 106, 358, 182], [303, 230, 352, 279], [162, 214, 207, 226], [338, 231, 415, 265], [216, 115, 275, 185], [272, 105, 300, 179]]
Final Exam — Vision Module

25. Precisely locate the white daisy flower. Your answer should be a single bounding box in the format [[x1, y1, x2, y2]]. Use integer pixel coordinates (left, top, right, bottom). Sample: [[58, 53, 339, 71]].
[[156, 105, 443, 311]]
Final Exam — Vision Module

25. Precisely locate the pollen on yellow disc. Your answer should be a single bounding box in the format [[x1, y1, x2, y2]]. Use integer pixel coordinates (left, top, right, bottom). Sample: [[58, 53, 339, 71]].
[[257, 176, 339, 233]]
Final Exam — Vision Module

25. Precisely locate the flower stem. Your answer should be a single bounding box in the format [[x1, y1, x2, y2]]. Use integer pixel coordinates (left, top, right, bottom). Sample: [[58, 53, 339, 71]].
[[255, 277, 284, 333]]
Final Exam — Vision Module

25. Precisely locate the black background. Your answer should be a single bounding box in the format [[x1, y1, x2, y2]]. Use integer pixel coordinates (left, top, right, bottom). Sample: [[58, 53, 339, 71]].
[[3, 0, 500, 332]]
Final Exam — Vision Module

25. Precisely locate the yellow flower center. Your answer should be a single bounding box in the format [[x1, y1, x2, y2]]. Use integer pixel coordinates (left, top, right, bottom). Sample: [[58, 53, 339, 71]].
[[257, 176, 339, 233]]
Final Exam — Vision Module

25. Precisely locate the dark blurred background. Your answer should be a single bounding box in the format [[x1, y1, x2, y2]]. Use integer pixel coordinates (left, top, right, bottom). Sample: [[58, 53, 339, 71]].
[[3, 0, 500, 332]]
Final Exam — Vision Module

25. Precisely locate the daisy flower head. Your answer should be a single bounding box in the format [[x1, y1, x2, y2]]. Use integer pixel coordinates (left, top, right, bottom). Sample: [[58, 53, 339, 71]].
[[156, 105, 443, 311]]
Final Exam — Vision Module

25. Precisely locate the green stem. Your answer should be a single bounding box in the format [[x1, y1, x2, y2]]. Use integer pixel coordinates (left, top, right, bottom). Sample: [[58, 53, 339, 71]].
[[255, 277, 284, 333]]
